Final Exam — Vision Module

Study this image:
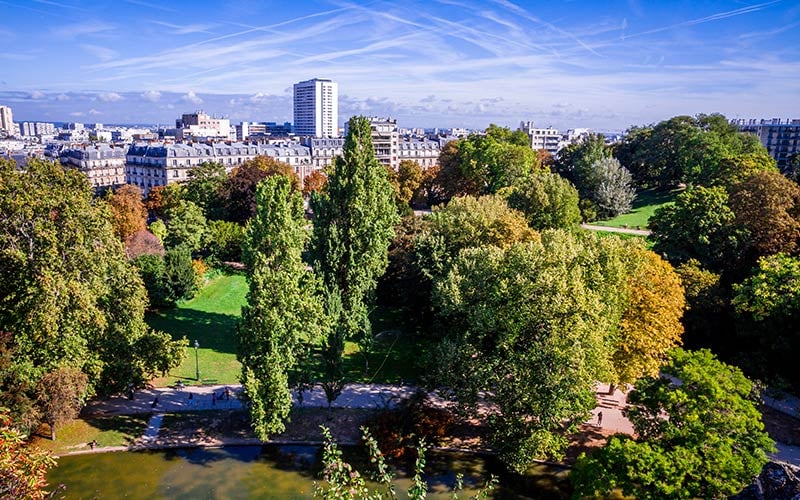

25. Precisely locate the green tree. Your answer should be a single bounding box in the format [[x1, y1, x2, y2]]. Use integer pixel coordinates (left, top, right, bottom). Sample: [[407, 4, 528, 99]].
[[206, 219, 245, 263], [387, 160, 423, 214], [554, 133, 610, 188], [572, 348, 774, 499], [183, 161, 226, 219], [0, 159, 186, 413], [310, 116, 398, 405], [650, 186, 745, 270], [705, 151, 778, 189], [148, 219, 167, 244], [163, 246, 199, 303], [733, 253, 800, 388], [430, 232, 626, 471], [164, 199, 207, 251], [506, 172, 582, 230], [239, 176, 325, 439]]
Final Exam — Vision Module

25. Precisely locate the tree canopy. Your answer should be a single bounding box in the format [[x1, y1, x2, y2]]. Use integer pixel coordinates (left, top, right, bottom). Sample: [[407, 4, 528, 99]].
[[506, 172, 582, 230], [572, 348, 774, 499]]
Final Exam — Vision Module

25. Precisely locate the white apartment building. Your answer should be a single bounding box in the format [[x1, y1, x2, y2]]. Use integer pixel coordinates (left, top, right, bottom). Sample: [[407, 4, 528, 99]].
[[293, 78, 338, 138], [303, 137, 345, 169], [0, 106, 15, 137], [366, 117, 399, 170], [60, 144, 127, 189], [733, 118, 800, 170], [174, 111, 233, 140], [519, 121, 561, 155], [125, 142, 314, 194], [398, 139, 440, 169]]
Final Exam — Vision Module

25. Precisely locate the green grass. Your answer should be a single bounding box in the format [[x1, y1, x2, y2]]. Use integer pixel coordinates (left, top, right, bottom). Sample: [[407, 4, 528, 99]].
[[588, 228, 655, 249], [31, 414, 150, 454], [147, 270, 428, 387], [147, 272, 247, 387], [594, 187, 681, 229]]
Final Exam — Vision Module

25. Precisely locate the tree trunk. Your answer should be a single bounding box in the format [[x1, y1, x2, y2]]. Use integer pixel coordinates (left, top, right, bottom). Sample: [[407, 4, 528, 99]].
[[607, 384, 616, 395], [50, 422, 56, 441]]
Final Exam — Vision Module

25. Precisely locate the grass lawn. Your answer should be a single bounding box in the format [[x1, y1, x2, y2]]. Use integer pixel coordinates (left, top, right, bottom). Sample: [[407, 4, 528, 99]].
[[147, 270, 428, 387], [594, 187, 681, 229], [588, 228, 654, 249], [30, 414, 150, 454], [147, 272, 247, 387]]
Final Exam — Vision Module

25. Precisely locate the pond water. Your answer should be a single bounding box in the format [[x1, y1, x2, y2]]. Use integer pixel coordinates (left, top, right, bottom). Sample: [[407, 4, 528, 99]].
[[47, 445, 572, 499]]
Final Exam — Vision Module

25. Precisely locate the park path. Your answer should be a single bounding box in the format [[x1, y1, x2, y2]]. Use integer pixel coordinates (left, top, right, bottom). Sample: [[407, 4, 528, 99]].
[[581, 223, 652, 236]]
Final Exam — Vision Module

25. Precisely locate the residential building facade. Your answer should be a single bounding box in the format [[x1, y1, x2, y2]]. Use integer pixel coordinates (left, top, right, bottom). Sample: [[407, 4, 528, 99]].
[[398, 139, 440, 169], [0, 106, 15, 137], [293, 78, 338, 138], [60, 144, 127, 188], [733, 118, 800, 171], [519, 121, 561, 155], [303, 137, 345, 169]]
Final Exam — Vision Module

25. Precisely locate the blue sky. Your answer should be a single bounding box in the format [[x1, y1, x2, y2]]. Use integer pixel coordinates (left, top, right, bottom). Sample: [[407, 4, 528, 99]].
[[1, 0, 798, 130]]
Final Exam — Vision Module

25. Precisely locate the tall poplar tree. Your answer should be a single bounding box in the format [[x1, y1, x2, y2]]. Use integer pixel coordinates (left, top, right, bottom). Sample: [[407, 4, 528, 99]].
[[238, 176, 323, 439], [310, 116, 398, 404]]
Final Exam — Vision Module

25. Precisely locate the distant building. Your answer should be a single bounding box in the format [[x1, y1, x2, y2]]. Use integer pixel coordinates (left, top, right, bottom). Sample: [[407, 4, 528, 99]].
[[174, 111, 233, 140], [519, 121, 561, 155], [293, 78, 338, 138], [303, 137, 345, 169], [364, 117, 399, 170], [125, 142, 314, 194], [60, 144, 127, 189], [397, 139, 440, 169], [733, 118, 800, 171], [0, 106, 15, 137]]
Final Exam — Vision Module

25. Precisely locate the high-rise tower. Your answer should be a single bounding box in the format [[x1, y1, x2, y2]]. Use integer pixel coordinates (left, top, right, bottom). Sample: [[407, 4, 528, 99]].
[[293, 78, 338, 138]]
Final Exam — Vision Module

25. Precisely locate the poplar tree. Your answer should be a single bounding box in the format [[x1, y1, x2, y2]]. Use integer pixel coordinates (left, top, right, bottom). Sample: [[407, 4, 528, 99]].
[[238, 176, 323, 439], [310, 116, 398, 404]]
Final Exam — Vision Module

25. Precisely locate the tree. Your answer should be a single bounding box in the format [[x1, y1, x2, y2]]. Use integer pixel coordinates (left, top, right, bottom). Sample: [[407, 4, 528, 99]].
[[107, 184, 147, 241], [36, 367, 88, 440], [588, 157, 636, 217], [0, 408, 58, 500], [650, 186, 745, 271], [163, 246, 199, 303], [182, 161, 226, 219], [303, 169, 327, 196], [148, 220, 167, 244], [396, 160, 423, 210], [554, 133, 610, 187], [238, 176, 325, 438], [164, 200, 207, 251], [729, 170, 800, 260], [219, 156, 300, 223], [145, 183, 183, 220], [611, 246, 685, 385], [125, 230, 165, 260], [206, 220, 245, 263], [705, 151, 778, 189], [430, 232, 627, 471], [0, 159, 186, 414], [733, 253, 800, 388], [310, 116, 398, 405], [572, 348, 774, 499], [674, 260, 727, 350], [507, 172, 581, 230]]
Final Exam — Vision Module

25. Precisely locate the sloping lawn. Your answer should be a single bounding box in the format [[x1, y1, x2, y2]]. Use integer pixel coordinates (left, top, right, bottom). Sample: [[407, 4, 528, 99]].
[[147, 272, 247, 387], [594, 188, 681, 229], [147, 271, 428, 387], [31, 414, 151, 454]]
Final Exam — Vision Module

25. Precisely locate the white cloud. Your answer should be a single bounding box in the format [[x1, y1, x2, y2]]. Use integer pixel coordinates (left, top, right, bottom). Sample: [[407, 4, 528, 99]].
[[141, 90, 161, 102], [56, 93, 70, 101], [88, 108, 102, 115], [70, 111, 85, 117], [80, 44, 118, 62], [181, 91, 203, 104], [51, 21, 114, 39], [98, 92, 123, 102], [28, 91, 45, 99]]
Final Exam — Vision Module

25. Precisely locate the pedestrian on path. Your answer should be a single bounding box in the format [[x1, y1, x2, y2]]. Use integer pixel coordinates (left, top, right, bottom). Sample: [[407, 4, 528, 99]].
[[597, 411, 603, 428], [212, 392, 216, 406], [225, 387, 230, 400]]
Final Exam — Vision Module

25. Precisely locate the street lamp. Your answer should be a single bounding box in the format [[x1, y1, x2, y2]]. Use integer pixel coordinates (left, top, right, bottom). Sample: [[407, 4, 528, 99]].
[[194, 339, 200, 382]]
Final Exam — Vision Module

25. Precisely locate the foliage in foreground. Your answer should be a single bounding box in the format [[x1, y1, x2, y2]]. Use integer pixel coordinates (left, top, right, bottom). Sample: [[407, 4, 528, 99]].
[[0, 408, 58, 500], [315, 426, 496, 500], [571, 348, 774, 499]]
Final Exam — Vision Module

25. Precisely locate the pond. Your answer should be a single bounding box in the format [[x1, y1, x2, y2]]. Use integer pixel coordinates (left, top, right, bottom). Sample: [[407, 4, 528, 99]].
[[47, 445, 572, 499]]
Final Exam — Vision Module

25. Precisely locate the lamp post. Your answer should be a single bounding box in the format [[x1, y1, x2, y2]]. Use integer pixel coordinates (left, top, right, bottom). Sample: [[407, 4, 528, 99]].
[[194, 339, 200, 382]]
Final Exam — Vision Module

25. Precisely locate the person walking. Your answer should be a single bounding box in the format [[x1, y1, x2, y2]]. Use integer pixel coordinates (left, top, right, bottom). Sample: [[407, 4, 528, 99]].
[[212, 392, 216, 406], [597, 411, 603, 428]]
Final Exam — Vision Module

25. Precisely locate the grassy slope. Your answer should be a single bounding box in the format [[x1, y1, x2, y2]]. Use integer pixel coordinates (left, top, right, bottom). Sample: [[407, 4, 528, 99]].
[[594, 188, 680, 229], [31, 415, 150, 454], [147, 272, 427, 387]]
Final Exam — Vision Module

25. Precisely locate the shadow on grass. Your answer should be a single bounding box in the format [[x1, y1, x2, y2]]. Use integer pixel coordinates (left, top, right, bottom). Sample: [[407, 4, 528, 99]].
[[146, 308, 239, 355]]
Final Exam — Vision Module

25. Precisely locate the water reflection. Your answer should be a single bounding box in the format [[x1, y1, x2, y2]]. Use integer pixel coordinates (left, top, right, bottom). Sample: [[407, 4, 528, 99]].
[[48, 445, 571, 499]]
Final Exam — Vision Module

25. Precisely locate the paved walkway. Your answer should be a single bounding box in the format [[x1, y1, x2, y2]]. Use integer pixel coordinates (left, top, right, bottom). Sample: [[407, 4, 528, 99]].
[[581, 224, 652, 236]]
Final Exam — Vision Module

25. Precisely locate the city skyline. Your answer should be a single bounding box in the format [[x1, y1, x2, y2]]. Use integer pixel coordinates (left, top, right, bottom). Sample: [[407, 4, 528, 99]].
[[1, 0, 799, 130]]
